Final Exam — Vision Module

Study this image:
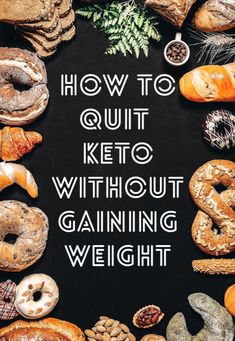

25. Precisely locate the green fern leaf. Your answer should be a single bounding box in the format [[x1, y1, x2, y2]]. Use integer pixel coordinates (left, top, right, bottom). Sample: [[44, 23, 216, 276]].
[[76, 0, 161, 58]]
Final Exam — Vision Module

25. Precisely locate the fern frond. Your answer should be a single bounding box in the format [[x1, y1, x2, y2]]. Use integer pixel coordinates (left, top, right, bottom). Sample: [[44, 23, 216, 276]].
[[76, 0, 161, 58]]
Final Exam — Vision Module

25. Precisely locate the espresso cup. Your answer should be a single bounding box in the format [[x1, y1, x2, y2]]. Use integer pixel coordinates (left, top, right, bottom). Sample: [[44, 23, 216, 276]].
[[164, 32, 190, 66]]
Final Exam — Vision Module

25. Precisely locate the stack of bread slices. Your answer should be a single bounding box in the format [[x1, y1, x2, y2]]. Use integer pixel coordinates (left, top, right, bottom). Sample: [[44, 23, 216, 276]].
[[0, 0, 76, 58]]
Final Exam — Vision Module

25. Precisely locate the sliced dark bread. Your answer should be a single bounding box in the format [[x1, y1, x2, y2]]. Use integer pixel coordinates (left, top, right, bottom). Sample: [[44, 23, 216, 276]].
[[61, 24, 76, 42], [61, 9, 75, 32], [18, 10, 59, 33], [58, 0, 72, 18], [21, 35, 57, 58], [20, 19, 62, 41], [34, 20, 62, 40], [21, 31, 61, 51], [0, 0, 55, 24]]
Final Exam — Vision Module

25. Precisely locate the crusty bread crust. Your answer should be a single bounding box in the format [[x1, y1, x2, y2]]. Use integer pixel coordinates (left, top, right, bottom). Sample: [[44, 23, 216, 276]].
[[193, 0, 235, 32], [145, 0, 196, 28], [0, 318, 85, 341], [192, 259, 235, 275]]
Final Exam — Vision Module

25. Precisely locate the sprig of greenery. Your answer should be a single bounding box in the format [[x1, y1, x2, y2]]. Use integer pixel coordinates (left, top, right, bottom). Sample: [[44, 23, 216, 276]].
[[76, 1, 161, 58]]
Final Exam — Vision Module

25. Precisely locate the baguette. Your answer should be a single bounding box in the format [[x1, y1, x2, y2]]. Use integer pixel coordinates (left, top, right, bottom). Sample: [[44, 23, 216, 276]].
[[179, 63, 235, 102], [192, 259, 235, 275], [193, 0, 235, 32]]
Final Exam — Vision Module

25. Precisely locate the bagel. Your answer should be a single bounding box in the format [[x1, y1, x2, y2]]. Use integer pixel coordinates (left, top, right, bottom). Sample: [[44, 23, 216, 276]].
[[189, 160, 235, 256], [0, 200, 49, 272], [0, 47, 49, 125], [15, 274, 59, 319]]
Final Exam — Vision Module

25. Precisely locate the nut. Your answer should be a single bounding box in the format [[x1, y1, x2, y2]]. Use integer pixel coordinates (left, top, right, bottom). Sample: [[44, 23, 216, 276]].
[[87, 316, 135, 341], [110, 328, 121, 337], [103, 333, 111, 341], [97, 326, 107, 333], [120, 324, 129, 334], [105, 319, 115, 327], [85, 330, 96, 339], [132, 305, 164, 329]]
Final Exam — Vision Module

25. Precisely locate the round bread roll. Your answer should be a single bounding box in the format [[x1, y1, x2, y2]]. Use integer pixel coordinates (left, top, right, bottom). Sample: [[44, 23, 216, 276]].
[[0, 200, 49, 272]]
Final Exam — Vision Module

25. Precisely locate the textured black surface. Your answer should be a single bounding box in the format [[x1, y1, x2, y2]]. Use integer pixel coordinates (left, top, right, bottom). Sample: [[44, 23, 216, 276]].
[[0, 0, 235, 339]]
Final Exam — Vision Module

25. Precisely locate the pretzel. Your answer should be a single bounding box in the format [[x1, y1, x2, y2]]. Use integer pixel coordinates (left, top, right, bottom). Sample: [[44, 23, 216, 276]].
[[189, 160, 235, 256]]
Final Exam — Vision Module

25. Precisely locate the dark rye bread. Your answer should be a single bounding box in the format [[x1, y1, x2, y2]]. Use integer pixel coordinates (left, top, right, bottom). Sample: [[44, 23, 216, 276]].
[[20, 19, 62, 41], [18, 11, 59, 33], [61, 9, 75, 32], [21, 31, 61, 51], [0, 0, 55, 24], [22, 36, 57, 58], [61, 24, 76, 42], [58, 0, 72, 18]]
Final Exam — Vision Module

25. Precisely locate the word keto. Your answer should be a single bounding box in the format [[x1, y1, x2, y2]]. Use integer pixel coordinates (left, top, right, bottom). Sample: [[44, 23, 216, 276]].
[[65, 244, 172, 267], [83, 142, 153, 165], [61, 73, 176, 97], [58, 210, 177, 233], [80, 108, 149, 130], [52, 176, 184, 199]]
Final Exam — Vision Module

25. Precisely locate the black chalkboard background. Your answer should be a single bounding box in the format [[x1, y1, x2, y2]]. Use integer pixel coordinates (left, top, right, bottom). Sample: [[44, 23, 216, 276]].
[[0, 0, 235, 339]]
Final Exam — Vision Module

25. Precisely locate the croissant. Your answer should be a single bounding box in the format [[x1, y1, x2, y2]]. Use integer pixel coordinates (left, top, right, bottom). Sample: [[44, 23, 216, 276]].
[[0, 126, 42, 161], [0, 162, 38, 198], [179, 63, 235, 102]]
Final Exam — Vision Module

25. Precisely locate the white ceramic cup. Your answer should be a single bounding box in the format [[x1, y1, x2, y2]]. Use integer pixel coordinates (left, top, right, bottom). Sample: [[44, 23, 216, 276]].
[[164, 32, 190, 66]]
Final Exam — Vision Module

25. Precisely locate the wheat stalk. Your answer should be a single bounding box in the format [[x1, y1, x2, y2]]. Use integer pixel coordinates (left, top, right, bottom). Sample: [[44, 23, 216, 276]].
[[188, 28, 235, 64]]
